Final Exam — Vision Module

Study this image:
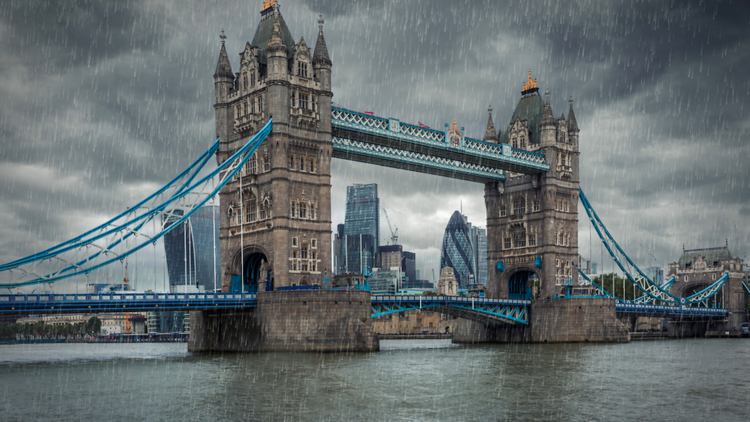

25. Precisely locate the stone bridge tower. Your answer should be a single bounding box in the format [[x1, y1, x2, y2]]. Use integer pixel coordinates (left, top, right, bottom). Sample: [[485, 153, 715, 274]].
[[668, 245, 747, 330], [485, 73, 580, 300], [213, 3, 333, 292]]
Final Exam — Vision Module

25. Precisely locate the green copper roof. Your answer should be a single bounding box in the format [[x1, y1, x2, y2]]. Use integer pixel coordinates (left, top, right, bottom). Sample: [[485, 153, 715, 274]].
[[498, 93, 545, 145], [251, 10, 296, 65], [678, 247, 733, 269]]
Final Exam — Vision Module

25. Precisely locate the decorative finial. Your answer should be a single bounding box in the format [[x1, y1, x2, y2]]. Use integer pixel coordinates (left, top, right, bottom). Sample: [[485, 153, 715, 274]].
[[522, 70, 538, 92], [569, 95, 573, 104], [318, 14, 324, 30], [488, 104, 492, 113], [220, 30, 226, 45], [263, 0, 277, 10]]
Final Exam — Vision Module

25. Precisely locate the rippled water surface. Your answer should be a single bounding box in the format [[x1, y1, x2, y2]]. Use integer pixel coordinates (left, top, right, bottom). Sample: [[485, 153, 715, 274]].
[[1, 339, 749, 421]]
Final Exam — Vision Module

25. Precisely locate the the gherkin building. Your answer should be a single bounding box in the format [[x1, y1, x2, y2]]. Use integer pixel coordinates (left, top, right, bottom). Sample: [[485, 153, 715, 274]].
[[440, 211, 474, 286]]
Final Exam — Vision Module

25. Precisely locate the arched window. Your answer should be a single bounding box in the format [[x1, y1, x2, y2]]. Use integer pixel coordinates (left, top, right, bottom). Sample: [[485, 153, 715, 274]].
[[243, 74, 248, 89], [499, 204, 506, 217], [511, 137, 518, 149], [520, 137, 526, 149], [533, 199, 540, 212], [513, 197, 525, 215]]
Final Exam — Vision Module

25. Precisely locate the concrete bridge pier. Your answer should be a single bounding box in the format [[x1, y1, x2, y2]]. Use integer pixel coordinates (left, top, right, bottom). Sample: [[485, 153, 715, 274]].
[[189, 290, 379, 353], [453, 298, 630, 344]]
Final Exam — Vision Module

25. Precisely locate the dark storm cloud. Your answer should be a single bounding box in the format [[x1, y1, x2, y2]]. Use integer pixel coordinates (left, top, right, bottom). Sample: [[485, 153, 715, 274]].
[[0, 0, 748, 290]]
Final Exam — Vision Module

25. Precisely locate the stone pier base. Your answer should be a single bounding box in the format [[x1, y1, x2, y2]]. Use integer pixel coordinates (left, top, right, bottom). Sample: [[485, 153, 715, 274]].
[[188, 290, 379, 353], [453, 298, 630, 344]]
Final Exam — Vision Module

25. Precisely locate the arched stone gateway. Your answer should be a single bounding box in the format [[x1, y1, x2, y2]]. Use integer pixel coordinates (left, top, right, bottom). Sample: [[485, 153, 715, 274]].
[[228, 245, 271, 293], [243, 253, 267, 293], [507, 270, 536, 300], [677, 282, 723, 308]]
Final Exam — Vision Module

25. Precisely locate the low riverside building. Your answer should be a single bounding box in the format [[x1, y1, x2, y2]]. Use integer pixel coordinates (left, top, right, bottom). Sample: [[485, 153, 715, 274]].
[[371, 310, 457, 335]]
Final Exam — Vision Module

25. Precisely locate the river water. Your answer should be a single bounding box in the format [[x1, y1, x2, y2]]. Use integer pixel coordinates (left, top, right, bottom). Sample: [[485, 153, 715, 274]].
[[0, 339, 748, 421]]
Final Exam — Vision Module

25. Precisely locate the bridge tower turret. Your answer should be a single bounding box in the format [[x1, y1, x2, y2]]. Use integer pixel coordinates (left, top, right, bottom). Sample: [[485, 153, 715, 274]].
[[213, 30, 235, 158], [485, 72, 580, 300], [213, 2, 333, 293]]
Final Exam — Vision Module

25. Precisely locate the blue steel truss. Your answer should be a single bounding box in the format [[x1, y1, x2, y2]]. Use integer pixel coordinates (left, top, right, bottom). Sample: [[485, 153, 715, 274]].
[[579, 189, 727, 305], [744, 280, 750, 296], [370, 295, 530, 325], [331, 107, 549, 182], [0, 119, 274, 289], [578, 269, 677, 304]]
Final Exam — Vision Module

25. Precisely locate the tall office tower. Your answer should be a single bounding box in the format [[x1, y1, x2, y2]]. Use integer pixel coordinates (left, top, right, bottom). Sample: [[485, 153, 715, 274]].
[[334, 224, 345, 275], [163, 205, 221, 292], [378, 244, 417, 286], [343, 184, 379, 274], [475, 227, 487, 284], [648, 266, 663, 284], [440, 211, 475, 287]]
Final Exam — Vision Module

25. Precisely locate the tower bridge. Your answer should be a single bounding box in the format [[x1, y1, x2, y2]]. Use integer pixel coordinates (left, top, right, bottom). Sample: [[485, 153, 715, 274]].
[[1, 2, 746, 351]]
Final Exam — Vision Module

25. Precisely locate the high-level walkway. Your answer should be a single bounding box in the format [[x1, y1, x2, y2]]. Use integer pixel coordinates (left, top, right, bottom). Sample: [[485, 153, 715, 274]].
[[331, 107, 549, 183]]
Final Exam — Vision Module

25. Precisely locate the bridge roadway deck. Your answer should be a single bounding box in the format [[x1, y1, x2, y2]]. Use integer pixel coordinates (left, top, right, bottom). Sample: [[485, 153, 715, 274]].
[[0, 295, 726, 322]]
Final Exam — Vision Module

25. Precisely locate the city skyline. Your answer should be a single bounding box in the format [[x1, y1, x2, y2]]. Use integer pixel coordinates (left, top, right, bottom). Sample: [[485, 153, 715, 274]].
[[1, 1, 749, 293]]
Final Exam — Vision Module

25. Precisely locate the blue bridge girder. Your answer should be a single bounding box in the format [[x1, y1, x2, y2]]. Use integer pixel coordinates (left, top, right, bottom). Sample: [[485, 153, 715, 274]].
[[0, 293, 258, 314], [331, 107, 549, 183], [0, 294, 727, 323], [615, 302, 727, 318], [370, 295, 531, 325]]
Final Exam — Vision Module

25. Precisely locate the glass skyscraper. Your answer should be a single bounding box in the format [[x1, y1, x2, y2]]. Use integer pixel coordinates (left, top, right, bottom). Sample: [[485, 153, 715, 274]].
[[163, 204, 221, 292], [342, 184, 380, 274], [473, 226, 488, 285], [440, 211, 475, 286]]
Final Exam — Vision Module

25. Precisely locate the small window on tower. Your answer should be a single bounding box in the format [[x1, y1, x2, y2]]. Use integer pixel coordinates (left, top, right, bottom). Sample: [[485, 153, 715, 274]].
[[263, 154, 270, 172], [499, 204, 506, 217], [289, 154, 295, 169], [292, 237, 298, 247], [299, 157, 305, 171], [308, 158, 314, 173], [311, 239, 317, 249], [504, 238, 511, 249]]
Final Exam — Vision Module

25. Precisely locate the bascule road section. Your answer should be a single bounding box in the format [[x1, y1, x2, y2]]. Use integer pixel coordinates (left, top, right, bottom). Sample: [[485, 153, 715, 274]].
[[331, 107, 549, 183]]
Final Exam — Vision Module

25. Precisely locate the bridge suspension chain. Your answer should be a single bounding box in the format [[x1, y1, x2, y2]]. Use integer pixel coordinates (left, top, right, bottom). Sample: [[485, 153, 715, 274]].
[[579, 189, 728, 305], [0, 119, 274, 289]]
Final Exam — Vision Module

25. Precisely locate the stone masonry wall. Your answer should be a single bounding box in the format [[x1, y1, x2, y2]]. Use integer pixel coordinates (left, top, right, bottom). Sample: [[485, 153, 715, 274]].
[[452, 298, 629, 344], [189, 289, 378, 352], [530, 298, 629, 343]]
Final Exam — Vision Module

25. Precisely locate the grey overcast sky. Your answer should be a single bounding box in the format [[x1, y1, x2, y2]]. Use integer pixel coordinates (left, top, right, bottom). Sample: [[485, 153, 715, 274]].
[[0, 0, 748, 291]]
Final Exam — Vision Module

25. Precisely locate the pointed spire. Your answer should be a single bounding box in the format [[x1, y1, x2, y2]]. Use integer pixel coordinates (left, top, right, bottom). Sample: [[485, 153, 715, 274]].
[[541, 90, 554, 127], [267, 15, 287, 53], [568, 96, 579, 132], [313, 14, 332, 66], [214, 30, 233, 79], [483, 105, 498, 143]]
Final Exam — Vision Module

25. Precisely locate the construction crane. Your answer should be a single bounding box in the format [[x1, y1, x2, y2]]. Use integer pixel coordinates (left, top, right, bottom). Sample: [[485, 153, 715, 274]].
[[382, 208, 398, 245]]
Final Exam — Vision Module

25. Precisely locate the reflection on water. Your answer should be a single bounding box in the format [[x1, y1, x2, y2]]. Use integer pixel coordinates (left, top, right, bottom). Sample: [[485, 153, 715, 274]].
[[0, 339, 748, 421]]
